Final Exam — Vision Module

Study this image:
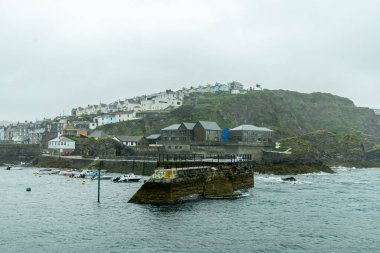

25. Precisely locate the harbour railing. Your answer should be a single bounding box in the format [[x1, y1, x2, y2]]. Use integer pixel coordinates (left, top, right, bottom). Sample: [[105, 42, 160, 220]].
[[157, 153, 253, 169]]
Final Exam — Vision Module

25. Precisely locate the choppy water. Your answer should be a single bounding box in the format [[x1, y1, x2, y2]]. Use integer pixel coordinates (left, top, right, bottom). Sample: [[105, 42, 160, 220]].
[[0, 166, 379, 253]]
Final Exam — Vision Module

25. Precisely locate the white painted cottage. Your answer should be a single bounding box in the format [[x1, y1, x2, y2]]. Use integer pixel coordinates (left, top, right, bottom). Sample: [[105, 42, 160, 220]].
[[48, 136, 76, 155]]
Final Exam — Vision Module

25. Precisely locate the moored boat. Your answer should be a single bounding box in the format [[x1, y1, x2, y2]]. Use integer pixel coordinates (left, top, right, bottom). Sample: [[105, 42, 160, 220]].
[[112, 173, 142, 183], [91, 175, 113, 180], [76, 169, 107, 178], [34, 168, 61, 175], [59, 169, 78, 176]]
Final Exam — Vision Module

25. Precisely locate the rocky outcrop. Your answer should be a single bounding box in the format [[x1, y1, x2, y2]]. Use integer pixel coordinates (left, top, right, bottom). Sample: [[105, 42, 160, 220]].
[[278, 130, 370, 168], [254, 161, 334, 175], [282, 177, 296, 181], [365, 148, 380, 166]]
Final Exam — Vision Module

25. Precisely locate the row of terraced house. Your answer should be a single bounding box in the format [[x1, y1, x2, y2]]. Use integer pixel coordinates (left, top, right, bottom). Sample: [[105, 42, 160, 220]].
[[71, 81, 247, 129]]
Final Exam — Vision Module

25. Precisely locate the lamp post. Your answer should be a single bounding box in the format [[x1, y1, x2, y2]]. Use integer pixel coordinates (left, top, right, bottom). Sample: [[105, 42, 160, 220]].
[[98, 165, 100, 203], [95, 158, 100, 203]]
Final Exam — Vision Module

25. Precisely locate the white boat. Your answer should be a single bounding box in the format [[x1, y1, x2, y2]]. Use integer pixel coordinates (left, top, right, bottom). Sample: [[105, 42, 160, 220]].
[[59, 169, 78, 176], [6, 166, 24, 170], [34, 168, 61, 175], [91, 175, 113, 180], [112, 173, 142, 183], [75, 169, 107, 178]]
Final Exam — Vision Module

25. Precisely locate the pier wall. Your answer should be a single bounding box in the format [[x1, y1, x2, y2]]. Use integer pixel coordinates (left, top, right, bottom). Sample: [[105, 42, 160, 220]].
[[34, 156, 157, 176], [129, 166, 254, 204], [0, 144, 41, 164]]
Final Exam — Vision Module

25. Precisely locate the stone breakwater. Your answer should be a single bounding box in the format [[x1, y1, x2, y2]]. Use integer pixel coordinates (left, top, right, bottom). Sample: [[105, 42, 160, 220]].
[[34, 155, 157, 176], [128, 165, 254, 205], [0, 144, 41, 164]]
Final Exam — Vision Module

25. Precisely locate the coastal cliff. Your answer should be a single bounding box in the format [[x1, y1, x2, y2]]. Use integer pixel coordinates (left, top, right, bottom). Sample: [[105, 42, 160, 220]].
[[100, 90, 380, 140], [275, 130, 380, 169]]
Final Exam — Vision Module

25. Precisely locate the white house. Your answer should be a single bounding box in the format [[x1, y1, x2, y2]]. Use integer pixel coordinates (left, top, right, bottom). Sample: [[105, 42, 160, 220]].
[[28, 128, 46, 144], [141, 92, 183, 111], [0, 128, 4, 141], [212, 83, 230, 93], [115, 111, 137, 122], [121, 99, 142, 112], [48, 136, 76, 154], [93, 115, 117, 127]]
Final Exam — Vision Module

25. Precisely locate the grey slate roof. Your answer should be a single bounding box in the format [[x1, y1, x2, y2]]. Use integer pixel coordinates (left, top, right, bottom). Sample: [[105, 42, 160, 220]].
[[49, 136, 75, 142], [114, 136, 144, 142], [230, 124, 273, 132], [197, 121, 221, 131], [162, 124, 181, 131], [60, 137, 76, 142], [146, 134, 161, 140], [182, 122, 196, 130]]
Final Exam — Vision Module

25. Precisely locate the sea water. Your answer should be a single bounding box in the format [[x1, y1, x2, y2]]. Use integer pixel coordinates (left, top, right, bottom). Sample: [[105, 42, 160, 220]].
[[0, 167, 379, 252]]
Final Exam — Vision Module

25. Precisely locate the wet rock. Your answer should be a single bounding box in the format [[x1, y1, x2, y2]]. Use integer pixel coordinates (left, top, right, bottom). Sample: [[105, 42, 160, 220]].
[[282, 176, 296, 181]]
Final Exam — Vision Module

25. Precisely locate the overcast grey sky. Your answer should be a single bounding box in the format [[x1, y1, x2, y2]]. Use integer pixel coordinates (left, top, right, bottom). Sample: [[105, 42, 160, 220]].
[[1, 0, 380, 121]]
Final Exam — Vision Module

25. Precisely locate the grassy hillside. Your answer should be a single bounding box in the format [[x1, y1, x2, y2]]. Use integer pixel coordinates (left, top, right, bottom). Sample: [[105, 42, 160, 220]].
[[99, 90, 380, 145], [279, 130, 366, 166]]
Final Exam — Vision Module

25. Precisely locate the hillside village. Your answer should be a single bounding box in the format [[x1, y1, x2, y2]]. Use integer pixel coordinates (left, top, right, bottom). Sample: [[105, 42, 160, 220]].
[[0, 81, 258, 151], [2, 80, 380, 163], [71, 81, 246, 127]]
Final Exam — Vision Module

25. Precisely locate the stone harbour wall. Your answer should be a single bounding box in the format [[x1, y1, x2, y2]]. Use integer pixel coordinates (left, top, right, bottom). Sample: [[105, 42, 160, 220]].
[[34, 156, 157, 176], [0, 144, 41, 164], [129, 166, 254, 205]]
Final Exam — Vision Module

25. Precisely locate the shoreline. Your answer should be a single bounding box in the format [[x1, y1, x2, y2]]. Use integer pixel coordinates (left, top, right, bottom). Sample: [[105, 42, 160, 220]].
[[4, 155, 380, 175]]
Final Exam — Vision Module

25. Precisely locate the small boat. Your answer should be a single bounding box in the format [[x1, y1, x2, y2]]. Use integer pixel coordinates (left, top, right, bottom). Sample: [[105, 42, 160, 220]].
[[91, 175, 113, 180], [5, 166, 23, 170], [59, 169, 78, 176], [76, 169, 107, 178], [34, 168, 61, 175], [112, 173, 142, 183]]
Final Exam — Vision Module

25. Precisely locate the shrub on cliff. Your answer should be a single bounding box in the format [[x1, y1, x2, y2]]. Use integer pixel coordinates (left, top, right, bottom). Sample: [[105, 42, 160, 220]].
[[279, 130, 366, 166]]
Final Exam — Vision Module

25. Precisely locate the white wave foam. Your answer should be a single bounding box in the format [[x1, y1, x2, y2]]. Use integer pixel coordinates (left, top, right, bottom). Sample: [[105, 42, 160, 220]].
[[256, 176, 283, 183]]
